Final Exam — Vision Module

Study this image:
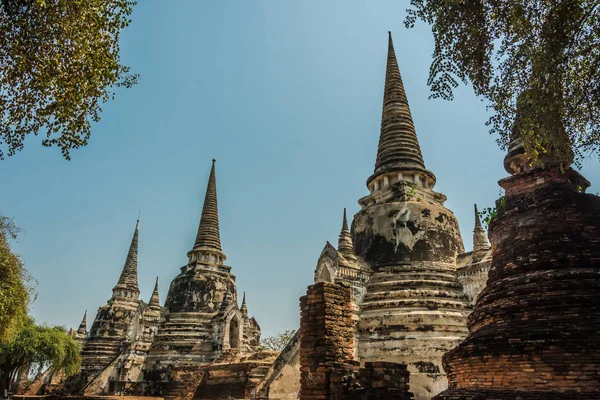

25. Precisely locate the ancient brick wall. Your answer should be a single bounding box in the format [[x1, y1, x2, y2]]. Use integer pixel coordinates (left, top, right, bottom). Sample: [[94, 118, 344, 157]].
[[436, 166, 600, 400], [299, 282, 415, 400], [331, 362, 414, 400], [299, 282, 354, 400]]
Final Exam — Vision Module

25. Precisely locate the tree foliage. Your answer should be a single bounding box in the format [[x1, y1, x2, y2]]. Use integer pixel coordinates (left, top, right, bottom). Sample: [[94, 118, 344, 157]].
[[260, 329, 296, 352], [0, 215, 33, 343], [0, 318, 81, 393], [405, 0, 600, 167], [0, 0, 138, 160]]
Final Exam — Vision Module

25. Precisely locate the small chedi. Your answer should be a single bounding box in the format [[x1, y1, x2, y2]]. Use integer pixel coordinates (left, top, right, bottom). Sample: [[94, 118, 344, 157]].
[[435, 133, 600, 399], [44, 159, 272, 399], [455, 205, 492, 305], [59, 219, 164, 395]]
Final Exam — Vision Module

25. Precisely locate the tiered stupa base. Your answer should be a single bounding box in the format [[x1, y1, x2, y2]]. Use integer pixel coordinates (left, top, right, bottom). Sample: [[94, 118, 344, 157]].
[[358, 262, 470, 399]]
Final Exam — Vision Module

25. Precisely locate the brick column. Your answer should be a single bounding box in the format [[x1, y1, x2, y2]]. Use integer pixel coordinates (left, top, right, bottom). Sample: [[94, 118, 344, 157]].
[[299, 282, 354, 400]]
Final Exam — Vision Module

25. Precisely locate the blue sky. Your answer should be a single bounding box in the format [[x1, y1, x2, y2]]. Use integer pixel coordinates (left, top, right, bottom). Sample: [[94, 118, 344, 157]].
[[2, 1, 599, 339]]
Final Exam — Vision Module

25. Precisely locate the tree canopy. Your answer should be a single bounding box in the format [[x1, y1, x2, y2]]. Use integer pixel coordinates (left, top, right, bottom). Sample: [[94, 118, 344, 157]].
[[0, 0, 138, 160], [405, 0, 600, 167], [0, 215, 32, 343], [0, 318, 81, 393]]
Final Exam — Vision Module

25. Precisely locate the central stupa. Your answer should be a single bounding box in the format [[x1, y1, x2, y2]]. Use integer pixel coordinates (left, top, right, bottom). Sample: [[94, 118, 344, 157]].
[[352, 32, 471, 399]]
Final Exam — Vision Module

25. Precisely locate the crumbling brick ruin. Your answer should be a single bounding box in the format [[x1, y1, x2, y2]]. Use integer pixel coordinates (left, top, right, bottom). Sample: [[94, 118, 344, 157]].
[[299, 282, 414, 400], [299, 282, 355, 400], [435, 136, 600, 399]]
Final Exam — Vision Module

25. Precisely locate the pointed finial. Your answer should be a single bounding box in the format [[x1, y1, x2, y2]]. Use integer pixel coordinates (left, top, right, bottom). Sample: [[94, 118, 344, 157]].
[[342, 208, 349, 232], [367, 32, 435, 190], [338, 208, 357, 263], [192, 160, 223, 252], [148, 276, 161, 310], [114, 219, 140, 297], [474, 204, 482, 228], [240, 291, 248, 316], [77, 310, 87, 334]]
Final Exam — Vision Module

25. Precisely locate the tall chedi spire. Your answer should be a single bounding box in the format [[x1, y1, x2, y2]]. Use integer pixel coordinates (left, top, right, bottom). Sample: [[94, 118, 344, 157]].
[[148, 277, 161, 310], [337, 208, 357, 262], [112, 219, 140, 302], [352, 33, 469, 399], [187, 159, 226, 266], [367, 32, 436, 192]]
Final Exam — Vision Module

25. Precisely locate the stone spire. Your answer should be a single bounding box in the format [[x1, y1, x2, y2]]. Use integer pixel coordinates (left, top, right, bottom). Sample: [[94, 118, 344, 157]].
[[113, 219, 140, 300], [194, 159, 222, 251], [472, 204, 490, 258], [240, 292, 248, 317], [188, 159, 226, 265], [367, 32, 435, 190], [337, 208, 357, 262], [77, 310, 87, 335], [148, 277, 161, 310]]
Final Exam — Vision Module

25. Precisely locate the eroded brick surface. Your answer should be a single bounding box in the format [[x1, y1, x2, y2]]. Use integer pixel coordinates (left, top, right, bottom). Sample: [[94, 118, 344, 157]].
[[436, 166, 600, 399]]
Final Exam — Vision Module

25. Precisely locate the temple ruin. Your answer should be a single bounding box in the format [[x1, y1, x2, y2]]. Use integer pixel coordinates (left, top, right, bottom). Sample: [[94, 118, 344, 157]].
[[141, 159, 268, 398], [29, 30, 599, 400], [45, 160, 273, 399]]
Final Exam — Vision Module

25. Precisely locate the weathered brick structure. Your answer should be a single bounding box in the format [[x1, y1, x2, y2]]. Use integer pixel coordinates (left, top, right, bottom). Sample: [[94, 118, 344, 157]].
[[299, 282, 355, 400], [331, 362, 413, 400], [299, 282, 414, 400], [435, 137, 600, 399]]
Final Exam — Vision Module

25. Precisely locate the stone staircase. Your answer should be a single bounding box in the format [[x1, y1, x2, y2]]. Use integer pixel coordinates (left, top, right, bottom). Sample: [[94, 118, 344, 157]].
[[162, 368, 206, 400]]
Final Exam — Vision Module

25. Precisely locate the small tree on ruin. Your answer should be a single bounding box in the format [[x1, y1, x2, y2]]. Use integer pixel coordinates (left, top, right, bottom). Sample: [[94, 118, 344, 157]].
[[260, 329, 296, 352], [0, 0, 138, 160], [405, 0, 600, 167]]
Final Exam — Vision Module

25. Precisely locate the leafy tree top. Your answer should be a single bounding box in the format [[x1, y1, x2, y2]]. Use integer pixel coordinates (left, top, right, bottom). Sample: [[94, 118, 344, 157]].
[[406, 0, 600, 167], [260, 329, 296, 352], [0, 0, 138, 160]]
